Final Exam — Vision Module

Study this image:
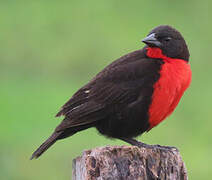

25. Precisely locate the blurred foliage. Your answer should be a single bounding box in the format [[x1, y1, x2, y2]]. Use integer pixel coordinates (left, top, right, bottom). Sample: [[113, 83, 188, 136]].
[[0, 0, 212, 179]]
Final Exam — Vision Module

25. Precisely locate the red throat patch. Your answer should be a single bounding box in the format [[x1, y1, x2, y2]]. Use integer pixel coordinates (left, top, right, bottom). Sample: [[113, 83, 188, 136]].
[[146, 47, 192, 130], [146, 47, 172, 61]]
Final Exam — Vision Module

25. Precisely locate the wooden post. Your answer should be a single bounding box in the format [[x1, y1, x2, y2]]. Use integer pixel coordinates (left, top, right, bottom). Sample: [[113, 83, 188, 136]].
[[72, 145, 188, 180]]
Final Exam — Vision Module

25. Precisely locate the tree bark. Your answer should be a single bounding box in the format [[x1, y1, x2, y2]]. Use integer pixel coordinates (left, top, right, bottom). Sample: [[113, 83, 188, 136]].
[[72, 145, 188, 180]]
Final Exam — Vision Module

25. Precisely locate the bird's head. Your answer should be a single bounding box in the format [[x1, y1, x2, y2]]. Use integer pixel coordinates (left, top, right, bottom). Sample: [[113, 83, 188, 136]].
[[142, 25, 189, 61]]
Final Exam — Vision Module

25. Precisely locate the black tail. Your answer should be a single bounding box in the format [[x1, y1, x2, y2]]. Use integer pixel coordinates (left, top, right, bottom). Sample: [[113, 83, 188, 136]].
[[30, 132, 61, 160], [30, 123, 95, 160]]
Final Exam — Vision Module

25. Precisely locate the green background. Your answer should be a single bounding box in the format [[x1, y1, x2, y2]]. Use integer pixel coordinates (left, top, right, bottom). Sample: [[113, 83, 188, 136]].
[[1, 0, 211, 179]]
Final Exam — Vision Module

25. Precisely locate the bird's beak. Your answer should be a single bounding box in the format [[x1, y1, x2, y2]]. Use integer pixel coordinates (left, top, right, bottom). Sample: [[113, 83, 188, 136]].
[[142, 33, 162, 47]]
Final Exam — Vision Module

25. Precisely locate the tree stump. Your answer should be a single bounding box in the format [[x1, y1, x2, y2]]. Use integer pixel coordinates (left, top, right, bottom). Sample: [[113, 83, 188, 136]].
[[72, 145, 188, 180]]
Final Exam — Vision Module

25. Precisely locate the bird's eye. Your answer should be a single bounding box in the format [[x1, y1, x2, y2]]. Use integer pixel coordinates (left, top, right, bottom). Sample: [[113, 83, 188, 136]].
[[164, 37, 172, 42]]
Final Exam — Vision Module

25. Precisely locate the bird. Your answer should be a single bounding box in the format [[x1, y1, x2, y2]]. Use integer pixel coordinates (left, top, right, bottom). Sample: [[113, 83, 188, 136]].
[[31, 25, 192, 159]]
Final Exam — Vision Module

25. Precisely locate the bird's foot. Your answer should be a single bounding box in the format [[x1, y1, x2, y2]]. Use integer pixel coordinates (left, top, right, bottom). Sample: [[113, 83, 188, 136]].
[[120, 138, 178, 152], [153, 144, 179, 152]]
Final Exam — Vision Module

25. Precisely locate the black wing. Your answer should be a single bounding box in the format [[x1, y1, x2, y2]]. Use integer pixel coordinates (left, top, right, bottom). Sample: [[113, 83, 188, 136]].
[[55, 49, 162, 132]]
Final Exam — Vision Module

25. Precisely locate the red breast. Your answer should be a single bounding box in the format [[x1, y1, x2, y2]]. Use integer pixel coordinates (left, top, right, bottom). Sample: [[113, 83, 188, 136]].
[[146, 47, 192, 129]]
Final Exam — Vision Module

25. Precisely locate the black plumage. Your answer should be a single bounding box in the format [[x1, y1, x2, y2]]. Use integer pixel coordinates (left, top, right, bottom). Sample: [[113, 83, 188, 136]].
[[31, 25, 189, 159], [55, 48, 163, 138]]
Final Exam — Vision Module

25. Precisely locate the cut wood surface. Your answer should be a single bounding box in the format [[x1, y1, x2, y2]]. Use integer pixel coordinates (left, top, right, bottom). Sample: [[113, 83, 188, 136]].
[[72, 145, 187, 180]]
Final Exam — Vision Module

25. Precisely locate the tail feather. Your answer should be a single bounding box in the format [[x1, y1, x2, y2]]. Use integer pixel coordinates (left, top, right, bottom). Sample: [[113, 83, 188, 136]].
[[30, 123, 94, 160], [30, 132, 61, 160]]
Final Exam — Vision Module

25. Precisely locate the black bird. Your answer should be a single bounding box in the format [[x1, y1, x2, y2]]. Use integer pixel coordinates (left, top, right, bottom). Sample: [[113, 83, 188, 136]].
[[31, 25, 191, 159]]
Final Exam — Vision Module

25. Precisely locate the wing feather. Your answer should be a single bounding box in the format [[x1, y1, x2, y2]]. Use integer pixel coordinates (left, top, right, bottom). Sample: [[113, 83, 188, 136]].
[[55, 49, 162, 132]]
